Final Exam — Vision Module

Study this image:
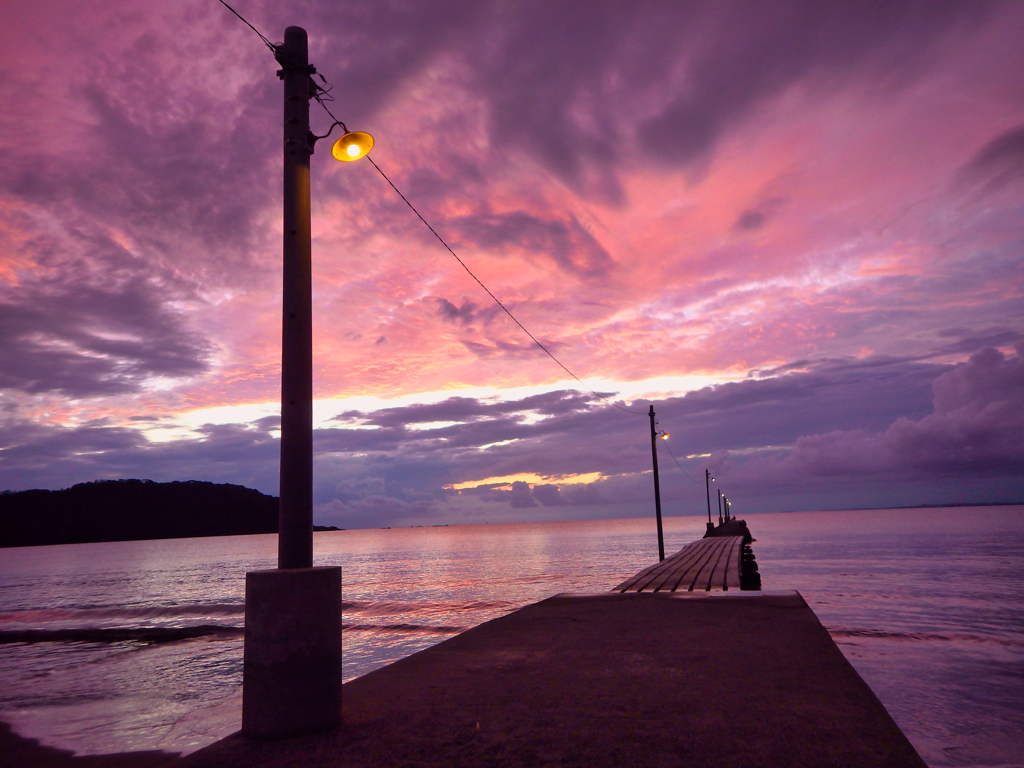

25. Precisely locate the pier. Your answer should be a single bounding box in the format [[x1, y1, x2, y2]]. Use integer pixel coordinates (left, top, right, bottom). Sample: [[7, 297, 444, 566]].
[[614, 535, 744, 592], [180, 533, 926, 768]]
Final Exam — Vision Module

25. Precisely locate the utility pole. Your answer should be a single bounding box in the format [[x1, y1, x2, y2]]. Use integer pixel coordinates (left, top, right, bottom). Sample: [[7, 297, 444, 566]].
[[648, 405, 665, 561], [278, 25, 314, 570], [242, 26, 341, 740]]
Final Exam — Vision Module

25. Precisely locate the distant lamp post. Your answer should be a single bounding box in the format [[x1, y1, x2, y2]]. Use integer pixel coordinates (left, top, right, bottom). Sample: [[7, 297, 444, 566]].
[[705, 469, 715, 532], [717, 488, 723, 525], [648, 405, 665, 562]]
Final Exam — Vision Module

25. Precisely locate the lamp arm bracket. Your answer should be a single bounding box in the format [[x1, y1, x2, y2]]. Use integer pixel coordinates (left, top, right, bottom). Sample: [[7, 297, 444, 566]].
[[306, 120, 350, 154], [309, 120, 348, 143]]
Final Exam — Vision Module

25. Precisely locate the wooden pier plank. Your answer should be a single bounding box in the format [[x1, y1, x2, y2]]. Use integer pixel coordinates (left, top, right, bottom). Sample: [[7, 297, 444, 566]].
[[619, 538, 716, 593], [687, 536, 731, 591], [614, 536, 744, 593], [727, 536, 743, 590], [706, 536, 740, 591], [649, 541, 710, 592], [615, 540, 704, 592]]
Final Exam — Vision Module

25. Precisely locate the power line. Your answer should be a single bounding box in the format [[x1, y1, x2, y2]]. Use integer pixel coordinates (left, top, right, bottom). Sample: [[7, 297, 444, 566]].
[[362, 153, 645, 416], [661, 439, 699, 484], [216, 3, 645, 418], [216, 0, 276, 52]]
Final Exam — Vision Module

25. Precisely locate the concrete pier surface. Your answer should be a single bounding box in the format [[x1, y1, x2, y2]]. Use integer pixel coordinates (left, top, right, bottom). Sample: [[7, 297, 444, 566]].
[[181, 591, 926, 768]]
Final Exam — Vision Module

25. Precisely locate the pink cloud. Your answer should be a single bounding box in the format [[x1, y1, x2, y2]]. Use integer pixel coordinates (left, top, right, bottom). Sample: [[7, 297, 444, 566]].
[[1, 1, 1023, 514]]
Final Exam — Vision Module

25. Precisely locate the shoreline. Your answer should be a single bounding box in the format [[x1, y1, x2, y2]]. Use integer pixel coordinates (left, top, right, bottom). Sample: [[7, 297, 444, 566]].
[[0, 720, 179, 768]]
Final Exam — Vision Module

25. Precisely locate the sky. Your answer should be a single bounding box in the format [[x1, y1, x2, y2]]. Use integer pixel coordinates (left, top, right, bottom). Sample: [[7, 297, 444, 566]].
[[0, 0, 1021, 529]]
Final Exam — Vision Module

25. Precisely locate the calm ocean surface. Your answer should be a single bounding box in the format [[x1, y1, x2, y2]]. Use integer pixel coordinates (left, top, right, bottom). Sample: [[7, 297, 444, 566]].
[[0, 507, 1021, 766]]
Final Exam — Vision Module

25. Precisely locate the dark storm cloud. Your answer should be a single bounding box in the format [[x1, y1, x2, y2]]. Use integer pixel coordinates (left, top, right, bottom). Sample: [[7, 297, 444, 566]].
[[0, 246, 212, 397], [733, 210, 766, 232], [328, 347, 1020, 527], [282, 1, 990, 201], [957, 123, 1024, 192], [531, 483, 569, 507], [0, 420, 144, 464], [3, 349, 1021, 523], [0, 8, 278, 401], [508, 480, 538, 508], [713, 345, 1024, 500], [0, 64, 280, 288], [435, 297, 480, 326], [262, 0, 484, 128], [310, 357, 952, 526], [637, 1, 987, 166], [450, 209, 613, 279], [335, 390, 597, 428], [71, 85, 279, 261], [932, 328, 1023, 356], [0, 416, 279, 494]]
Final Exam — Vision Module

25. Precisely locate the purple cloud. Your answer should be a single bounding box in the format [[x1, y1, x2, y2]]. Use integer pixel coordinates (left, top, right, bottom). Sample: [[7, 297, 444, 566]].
[[1, 0, 1022, 529], [0, 247, 212, 396], [713, 345, 1024, 503]]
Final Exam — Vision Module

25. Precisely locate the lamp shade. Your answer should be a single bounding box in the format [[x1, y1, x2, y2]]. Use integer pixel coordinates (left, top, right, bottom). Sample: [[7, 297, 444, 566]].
[[332, 131, 374, 162]]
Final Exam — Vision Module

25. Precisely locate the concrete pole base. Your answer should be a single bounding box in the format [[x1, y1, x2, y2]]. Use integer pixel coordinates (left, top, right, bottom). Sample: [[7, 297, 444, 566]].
[[242, 566, 341, 738]]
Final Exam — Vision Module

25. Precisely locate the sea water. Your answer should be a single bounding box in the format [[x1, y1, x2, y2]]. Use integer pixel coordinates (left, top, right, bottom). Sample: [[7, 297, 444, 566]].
[[0, 507, 1021, 766]]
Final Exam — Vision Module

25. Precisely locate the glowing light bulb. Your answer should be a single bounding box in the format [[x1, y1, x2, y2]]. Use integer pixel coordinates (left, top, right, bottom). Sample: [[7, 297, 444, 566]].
[[332, 131, 374, 162]]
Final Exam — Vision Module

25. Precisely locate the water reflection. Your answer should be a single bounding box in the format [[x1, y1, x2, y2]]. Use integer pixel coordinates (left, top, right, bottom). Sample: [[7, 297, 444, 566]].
[[0, 508, 1021, 766]]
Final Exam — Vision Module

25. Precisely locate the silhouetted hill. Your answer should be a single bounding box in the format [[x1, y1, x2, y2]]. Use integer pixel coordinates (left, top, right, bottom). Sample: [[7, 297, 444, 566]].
[[0, 479, 279, 548]]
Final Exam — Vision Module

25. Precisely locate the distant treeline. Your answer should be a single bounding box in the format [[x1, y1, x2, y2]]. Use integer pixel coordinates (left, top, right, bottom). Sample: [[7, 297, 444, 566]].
[[0, 479, 281, 548]]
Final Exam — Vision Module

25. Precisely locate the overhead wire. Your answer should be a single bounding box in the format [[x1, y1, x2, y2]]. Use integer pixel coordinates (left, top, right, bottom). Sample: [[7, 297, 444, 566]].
[[214, 1, 717, 502], [216, 1, 647, 419], [660, 438, 700, 484], [306, 83, 644, 416], [217, 0, 276, 52], [365, 154, 645, 416]]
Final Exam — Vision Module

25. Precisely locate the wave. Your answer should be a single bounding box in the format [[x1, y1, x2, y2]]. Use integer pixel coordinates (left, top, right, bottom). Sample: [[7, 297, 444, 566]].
[[0, 625, 244, 644], [0, 603, 244, 624], [830, 628, 1024, 648], [342, 600, 517, 615], [3, 620, 468, 642], [3, 600, 509, 624], [343, 623, 468, 635]]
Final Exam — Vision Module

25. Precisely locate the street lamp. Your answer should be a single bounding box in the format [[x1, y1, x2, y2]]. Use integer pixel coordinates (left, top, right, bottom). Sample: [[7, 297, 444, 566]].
[[332, 130, 374, 161], [243, 25, 373, 741], [648, 405, 665, 562], [705, 469, 715, 531]]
